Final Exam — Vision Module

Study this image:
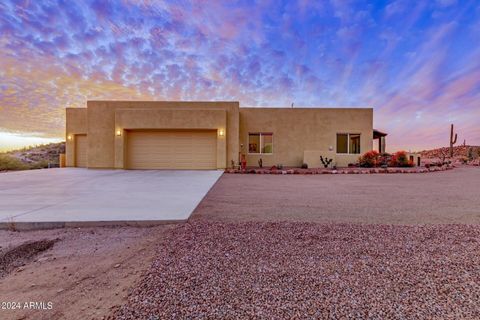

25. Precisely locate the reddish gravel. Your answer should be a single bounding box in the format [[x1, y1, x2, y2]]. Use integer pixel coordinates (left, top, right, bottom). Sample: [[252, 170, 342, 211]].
[[113, 222, 480, 319], [192, 167, 480, 224]]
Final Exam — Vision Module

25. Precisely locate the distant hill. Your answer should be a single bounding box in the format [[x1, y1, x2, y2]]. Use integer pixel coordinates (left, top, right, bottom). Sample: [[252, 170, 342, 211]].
[[0, 142, 65, 171], [419, 145, 480, 160]]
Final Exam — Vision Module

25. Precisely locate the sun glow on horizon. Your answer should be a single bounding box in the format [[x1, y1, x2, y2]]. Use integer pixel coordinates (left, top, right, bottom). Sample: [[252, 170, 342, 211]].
[[0, 131, 62, 152], [0, 1, 479, 150]]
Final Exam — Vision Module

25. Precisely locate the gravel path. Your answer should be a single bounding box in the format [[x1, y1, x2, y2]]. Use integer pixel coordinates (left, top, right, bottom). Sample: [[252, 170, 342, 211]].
[[113, 222, 480, 319]]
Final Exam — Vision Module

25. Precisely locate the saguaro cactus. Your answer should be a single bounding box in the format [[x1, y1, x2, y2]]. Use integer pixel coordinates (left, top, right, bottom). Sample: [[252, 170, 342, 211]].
[[449, 124, 457, 158]]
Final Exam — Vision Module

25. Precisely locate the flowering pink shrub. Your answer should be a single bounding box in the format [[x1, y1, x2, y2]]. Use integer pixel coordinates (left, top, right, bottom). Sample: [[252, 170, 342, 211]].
[[389, 151, 414, 167], [359, 150, 380, 167]]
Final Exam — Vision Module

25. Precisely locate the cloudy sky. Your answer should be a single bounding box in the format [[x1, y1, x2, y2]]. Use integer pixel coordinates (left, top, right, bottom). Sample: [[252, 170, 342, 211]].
[[0, 0, 479, 151]]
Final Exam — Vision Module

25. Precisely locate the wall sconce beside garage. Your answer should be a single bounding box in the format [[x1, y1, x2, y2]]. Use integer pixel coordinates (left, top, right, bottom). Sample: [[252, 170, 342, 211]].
[[218, 129, 225, 137], [67, 135, 73, 141], [116, 129, 122, 136]]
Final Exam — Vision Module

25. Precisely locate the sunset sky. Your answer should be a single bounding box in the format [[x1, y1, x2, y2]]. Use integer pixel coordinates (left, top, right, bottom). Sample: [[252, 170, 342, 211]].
[[0, 0, 479, 152]]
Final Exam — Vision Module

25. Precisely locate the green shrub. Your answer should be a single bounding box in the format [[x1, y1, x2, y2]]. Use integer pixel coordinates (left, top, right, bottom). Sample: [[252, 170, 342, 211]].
[[0, 154, 28, 171]]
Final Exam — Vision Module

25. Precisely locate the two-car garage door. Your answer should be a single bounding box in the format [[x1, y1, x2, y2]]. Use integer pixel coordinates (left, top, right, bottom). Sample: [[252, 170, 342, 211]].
[[126, 130, 217, 169]]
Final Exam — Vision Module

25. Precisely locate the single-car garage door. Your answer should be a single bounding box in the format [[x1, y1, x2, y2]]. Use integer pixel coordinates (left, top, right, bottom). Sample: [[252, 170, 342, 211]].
[[75, 134, 88, 167], [126, 130, 217, 169]]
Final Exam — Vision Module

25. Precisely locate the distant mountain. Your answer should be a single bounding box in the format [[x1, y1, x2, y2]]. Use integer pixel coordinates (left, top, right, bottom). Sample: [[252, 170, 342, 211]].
[[0, 142, 65, 171]]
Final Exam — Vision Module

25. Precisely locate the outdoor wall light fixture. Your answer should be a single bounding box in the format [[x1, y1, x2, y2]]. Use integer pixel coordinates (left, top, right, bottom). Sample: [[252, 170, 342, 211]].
[[116, 129, 122, 136], [67, 135, 73, 141], [218, 129, 225, 136]]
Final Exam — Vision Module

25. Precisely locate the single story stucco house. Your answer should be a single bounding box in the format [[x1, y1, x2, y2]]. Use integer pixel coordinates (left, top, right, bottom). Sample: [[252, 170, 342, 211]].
[[65, 101, 386, 169]]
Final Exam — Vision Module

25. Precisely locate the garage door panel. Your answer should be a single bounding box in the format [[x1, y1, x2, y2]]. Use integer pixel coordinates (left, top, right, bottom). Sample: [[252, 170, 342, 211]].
[[75, 135, 87, 168], [127, 130, 216, 169]]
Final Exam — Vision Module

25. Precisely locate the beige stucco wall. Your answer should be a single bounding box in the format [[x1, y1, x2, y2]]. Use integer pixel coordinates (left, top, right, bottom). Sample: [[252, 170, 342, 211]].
[[115, 108, 227, 168], [66, 102, 373, 169], [239, 108, 373, 168], [65, 108, 87, 167], [85, 101, 239, 169]]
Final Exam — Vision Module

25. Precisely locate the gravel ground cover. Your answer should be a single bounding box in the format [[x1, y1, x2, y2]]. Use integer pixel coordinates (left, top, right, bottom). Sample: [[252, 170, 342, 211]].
[[113, 222, 480, 319], [193, 167, 480, 224]]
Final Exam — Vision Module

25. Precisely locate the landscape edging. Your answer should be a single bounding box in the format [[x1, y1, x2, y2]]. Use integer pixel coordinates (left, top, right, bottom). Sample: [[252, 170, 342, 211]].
[[225, 165, 454, 175]]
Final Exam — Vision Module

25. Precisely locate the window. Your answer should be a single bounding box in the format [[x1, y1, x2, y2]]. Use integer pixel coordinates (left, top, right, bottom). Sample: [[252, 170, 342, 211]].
[[337, 133, 361, 154], [262, 133, 273, 153], [337, 134, 348, 154], [248, 133, 273, 154], [349, 134, 360, 154], [249, 133, 260, 153]]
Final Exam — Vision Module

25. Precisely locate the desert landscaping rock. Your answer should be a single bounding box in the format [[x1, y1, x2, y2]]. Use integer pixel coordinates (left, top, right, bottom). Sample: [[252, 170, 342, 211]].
[[113, 222, 480, 319], [193, 167, 480, 225], [225, 165, 453, 174]]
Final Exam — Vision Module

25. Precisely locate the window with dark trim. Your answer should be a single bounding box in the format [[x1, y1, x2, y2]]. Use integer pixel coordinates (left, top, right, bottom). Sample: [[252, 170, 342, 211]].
[[337, 133, 361, 154], [248, 133, 273, 154]]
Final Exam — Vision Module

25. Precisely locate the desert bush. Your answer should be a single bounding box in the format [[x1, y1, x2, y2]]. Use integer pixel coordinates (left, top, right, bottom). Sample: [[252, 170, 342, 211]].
[[0, 154, 28, 171], [358, 150, 380, 167], [379, 153, 392, 167], [467, 148, 474, 161], [30, 160, 50, 169], [301, 163, 308, 169], [389, 151, 414, 167]]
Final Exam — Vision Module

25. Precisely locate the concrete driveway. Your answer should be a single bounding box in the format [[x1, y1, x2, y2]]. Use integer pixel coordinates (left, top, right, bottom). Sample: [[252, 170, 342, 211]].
[[0, 168, 222, 228]]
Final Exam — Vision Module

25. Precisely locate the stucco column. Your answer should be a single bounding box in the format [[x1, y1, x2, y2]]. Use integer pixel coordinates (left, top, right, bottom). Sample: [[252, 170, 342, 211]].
[[114, 129, 125, 169]]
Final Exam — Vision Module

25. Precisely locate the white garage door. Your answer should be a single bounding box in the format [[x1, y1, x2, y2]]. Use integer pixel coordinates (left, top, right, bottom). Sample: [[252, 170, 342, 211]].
[[127, 130, 217, 169], [75, 134, 88, 168]]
